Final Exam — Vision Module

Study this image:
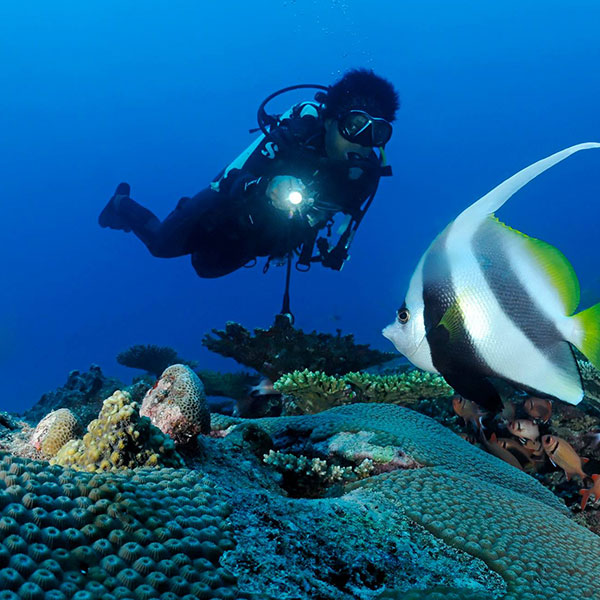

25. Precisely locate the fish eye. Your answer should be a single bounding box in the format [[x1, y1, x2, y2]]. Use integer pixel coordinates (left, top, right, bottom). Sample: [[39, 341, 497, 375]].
[[397, 308, 410, 324]]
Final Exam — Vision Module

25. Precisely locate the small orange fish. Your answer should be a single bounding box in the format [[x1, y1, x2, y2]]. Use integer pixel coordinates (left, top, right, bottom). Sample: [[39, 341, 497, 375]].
[[523, 396, 552, 423], [496, 437, 534, 462], [452, 395, 487, 431], [580, 474, 600, 510], [507, 419, 539, 442], [522, 438, 545, 459], [542, 434, 589, 481], [483, 433, 523, 471]]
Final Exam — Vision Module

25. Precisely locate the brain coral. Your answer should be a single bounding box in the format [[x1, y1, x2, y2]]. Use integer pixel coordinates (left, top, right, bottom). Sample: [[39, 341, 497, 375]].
[[30, 409, 80, 458], [0, 452, 243, 599], [223, 403, 600, 598], [52, 390, 184, 472], [141, 365, 210, 445]]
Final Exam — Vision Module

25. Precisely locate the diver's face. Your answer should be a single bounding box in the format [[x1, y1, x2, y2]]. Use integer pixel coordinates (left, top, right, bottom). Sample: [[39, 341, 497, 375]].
[[324, 118, 372, 160]]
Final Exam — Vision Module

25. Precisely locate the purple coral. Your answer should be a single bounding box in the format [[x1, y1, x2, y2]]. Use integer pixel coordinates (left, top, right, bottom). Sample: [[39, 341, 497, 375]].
[[140, 364, 210, 445]]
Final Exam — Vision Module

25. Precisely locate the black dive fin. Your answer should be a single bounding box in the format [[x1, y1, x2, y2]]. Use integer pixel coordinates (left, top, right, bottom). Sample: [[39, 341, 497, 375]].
[[99, 182, 133, 231], [442, 372, 503, 413]]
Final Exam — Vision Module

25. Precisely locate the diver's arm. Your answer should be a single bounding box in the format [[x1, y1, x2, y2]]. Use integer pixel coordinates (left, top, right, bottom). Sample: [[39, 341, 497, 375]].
[[214, 104, 319, 203]]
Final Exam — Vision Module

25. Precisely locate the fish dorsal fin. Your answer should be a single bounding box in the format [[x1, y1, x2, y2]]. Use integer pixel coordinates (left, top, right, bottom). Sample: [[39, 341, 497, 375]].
[[454, 143, 600, 230], [488, 216, 580, 314]]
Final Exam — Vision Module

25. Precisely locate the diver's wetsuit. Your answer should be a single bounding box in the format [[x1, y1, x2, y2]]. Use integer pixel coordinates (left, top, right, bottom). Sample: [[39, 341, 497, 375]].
[[105, 102, 382, 278]]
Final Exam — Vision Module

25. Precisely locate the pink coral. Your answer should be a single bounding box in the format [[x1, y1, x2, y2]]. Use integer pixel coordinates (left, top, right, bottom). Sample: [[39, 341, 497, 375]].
[[140, 364, 210, 445]]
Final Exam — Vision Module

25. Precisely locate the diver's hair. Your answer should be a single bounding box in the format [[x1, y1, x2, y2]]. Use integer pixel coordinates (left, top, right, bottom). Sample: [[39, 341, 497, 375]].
[[322, 68, 400, 122]]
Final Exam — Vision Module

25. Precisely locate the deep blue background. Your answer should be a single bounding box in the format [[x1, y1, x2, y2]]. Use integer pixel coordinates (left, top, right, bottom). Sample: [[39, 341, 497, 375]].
[[1, 1, 599, 413]]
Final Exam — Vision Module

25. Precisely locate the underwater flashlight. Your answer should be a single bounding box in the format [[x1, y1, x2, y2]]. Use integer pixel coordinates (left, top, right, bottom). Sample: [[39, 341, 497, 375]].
[[288, 190, 304, 205]]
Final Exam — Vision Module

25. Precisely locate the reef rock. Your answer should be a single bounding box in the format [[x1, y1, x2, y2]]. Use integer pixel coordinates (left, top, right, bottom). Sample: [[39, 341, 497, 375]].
[[141, 364, 210, 445]]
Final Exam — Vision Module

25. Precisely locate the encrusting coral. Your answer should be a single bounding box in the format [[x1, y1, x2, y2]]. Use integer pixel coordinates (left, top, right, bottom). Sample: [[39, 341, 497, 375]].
[[228, 403, 600, 599], [51, 390, 184, 472], [274, 369, 454, 414], [0, 452, 243, 599], [141, 364, 211, 446], [202, 317, 396, 381], [30, 409, 80, 458]]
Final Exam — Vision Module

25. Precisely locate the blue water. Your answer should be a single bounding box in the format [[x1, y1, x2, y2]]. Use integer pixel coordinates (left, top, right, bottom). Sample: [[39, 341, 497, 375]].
[[1, 1, 599, 413]]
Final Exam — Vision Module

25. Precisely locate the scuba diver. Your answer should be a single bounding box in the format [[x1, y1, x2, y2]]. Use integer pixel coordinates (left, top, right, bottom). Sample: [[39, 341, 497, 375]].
[[99, 68, 400, 279]]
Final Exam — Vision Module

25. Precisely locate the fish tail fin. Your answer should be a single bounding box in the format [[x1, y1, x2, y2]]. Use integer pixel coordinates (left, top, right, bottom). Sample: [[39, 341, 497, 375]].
[[571, 302, 600, 370], [580, 487, 591, 510]]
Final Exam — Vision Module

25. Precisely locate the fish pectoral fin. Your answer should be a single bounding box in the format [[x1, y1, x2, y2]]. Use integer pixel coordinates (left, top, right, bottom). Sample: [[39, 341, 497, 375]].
[[441, 372, 503, 413], [437, 300, 464, 343]]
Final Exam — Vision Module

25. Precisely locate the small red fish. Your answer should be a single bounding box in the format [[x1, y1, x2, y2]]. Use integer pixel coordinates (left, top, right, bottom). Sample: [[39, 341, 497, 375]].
[[542, 434, 589, 481], [523, 396, 552, 423], [483, 433, 523, 471], [496, 437, 534, 463], [522, 438, 545, 460], [452, 395, 487, 431], [580, 474, 600, 510], [507, 419, 539, 442]]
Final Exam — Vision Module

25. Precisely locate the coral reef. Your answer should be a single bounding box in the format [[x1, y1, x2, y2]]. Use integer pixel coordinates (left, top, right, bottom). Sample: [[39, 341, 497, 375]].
[[196, 370, 257, 402], [0, 452, 243, 599], [117, 344, 198, 378], [274, 369, 453, 415], [198, 403, 600, 599], [20, 365, 121, 429], [4, 397, 600, 599], [579, 358, 600, 410], [140, 364, 210, 446], [30, 409, 80, 458], [52, 390, 184, 472], [202, 318, 396, 381]]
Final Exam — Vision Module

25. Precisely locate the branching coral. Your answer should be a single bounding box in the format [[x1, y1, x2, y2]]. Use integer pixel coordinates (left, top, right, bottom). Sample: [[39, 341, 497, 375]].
[[274, 369, 454, 415], [51, 390, 184, 471], [202, 318, 396, 380], [117, 344, 197, 378], [263, 449, 373, 488], [275, 369, 354, 414]]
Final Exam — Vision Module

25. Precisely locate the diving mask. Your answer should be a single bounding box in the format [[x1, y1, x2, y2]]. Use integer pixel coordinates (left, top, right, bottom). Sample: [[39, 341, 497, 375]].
[[337, 110, 392, 147]]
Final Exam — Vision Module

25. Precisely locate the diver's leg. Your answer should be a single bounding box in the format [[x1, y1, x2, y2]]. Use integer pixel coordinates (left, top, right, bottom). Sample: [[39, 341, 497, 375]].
[[191, 243, 255, 278], [99, 185, 223, 258]]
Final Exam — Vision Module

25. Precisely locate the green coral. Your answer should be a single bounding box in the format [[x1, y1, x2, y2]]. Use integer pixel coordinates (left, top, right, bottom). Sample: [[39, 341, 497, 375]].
[[0, 453, 242, 599], [275, 369, 353, 414], [51, 390, 184, 472], [274, 369, 453, 414]]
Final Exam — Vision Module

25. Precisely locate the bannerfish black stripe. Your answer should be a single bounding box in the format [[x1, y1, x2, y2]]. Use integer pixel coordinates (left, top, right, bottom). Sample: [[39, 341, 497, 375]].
[[471, 219, 579, 386], [422, 228, 489, 376]]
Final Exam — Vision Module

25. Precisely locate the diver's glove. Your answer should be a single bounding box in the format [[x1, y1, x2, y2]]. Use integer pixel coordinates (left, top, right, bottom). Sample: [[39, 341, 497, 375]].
[[266, 175, 309, 213], [98, 182, 133, 231]]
